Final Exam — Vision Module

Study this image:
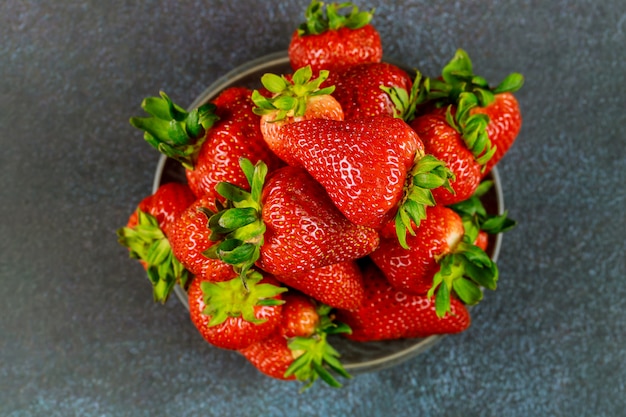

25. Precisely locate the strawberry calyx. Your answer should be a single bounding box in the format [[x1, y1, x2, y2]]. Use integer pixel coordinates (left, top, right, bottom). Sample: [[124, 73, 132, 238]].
[[251, 65, 335, 122], [201, 271, 287, 326], [427, 237, 498, 318], [117, 209, 190, 303], [395, 154, 456, 249], [380, 70, 428, 122], [449, 180, 517, 243], [202, 158, 267, 285], [129, 91, 219, 170], [422, 49, 524, 166], [297, 1, 375, 36], [285, 303, 352, 390]]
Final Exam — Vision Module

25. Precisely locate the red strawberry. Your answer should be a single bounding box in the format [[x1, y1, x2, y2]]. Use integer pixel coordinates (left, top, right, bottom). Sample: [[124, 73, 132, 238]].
[[205, 160, 380, 279], [335, 261, 471, 342], [330, 62, 415, 120], [130, 88, 283, 200], [275, 261, 365, 310], [371, 205, 498, 317], [274, 116, 455, 247], [251, 66, 343, 165], [117, 182, 196, 302], [188, 270, 286, 350], [410, 109, 483, 205], [288, 1, 382, 73], [240, 297, 351, 388], [418, 49, 523, 177], [279, 293, 320, 338], [167, 195, 234, 283]]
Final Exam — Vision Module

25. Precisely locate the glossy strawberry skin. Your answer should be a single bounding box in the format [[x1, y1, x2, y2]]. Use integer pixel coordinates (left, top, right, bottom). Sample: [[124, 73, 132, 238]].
[[126, 182, 196, 237], [288, 24, 382, 73], [335, 262, 471, 342], [330, 62, 413, 119], [277, 117, 424, 230], [186, 87, 284, 199], [276, 261, 365, 310], [279, 293, 320, 339], [239, 332, 297, 381], [188, 274, 283, 351], [471, 92, 522, 176], [257, 166, 380, 276], [410, 111, 482, 206], [168, 195, 234, 283], [370, 205, 464, 295]]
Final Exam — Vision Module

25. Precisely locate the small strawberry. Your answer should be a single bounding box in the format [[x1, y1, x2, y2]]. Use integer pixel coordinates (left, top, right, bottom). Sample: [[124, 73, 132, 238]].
[[117, 182, 196, 302], [130, 88, 283, 200], [274, 116, 455, 247], [335, 261, 470, 342], [240, 296, 351, 389], [188, 270, 286, 351], [251, 66, 343, 165], [275, 261, 365, 310], [204, 159, 380, 279], [420, 49, 524, 176], [371, 204, 499, 317], [279, 292, 321, 338], [167, 194, 234, 283], [330, 62, 415, 120], [288, 1, 382, 73]]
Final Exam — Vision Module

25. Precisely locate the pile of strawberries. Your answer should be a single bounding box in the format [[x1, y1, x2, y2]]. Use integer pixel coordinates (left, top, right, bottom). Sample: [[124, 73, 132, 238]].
[[118, 1, 522, 389]]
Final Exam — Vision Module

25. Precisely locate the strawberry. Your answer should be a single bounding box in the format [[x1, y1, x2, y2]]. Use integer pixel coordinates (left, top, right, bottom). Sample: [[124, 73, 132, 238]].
[[371, 204, 498, 317], [240, 296, 351, 388], [288, 1, 382, 73], [130, 88, 283, 200], [167, 194, 235, 283], [273, 116, 455, 247], [330, 62, 415, 120], [251, 66, 343, 165], [117, 182, 196, 302], [188, 270, 286, 350], [419, 49, 524, 176], [205, 159, 380, 279], [335, 261, 470, 342], [275, 261, 365, 310]]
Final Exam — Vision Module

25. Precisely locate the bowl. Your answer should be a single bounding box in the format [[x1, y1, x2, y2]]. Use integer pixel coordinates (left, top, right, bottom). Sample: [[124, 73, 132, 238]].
[[153, 51, 504, 373]]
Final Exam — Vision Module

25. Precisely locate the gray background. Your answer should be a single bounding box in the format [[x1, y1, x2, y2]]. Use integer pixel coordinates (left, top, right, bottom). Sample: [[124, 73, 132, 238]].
[[1, 0, 625, 416]]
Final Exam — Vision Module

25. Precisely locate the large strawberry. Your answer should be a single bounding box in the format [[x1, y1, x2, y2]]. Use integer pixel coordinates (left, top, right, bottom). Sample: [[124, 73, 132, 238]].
[[117, 182, 196, 302], [251, 66, 343, 165], [329, 61, 416, 120], [273, 116, 455, 247], [130, 88, 283, 200], [419, 49, 524, 176], [288, 1, 382, 73], [204, 159, 379, 280], [188, 270, 286, 351], [275, 260, 365, 310], [371, 204, 498, 317], [335, 261, 471, 342], [240, 294, 351, 388]]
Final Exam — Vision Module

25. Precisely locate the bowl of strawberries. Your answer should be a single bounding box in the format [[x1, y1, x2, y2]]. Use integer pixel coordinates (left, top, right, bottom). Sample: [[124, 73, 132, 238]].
[[119, 1, 522, 388]]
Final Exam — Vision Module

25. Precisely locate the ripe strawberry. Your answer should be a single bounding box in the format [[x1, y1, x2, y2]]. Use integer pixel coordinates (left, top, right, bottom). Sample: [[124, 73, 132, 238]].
[[240, 297, 351, 388], [330, 62, 415, 120], [371, 204, 498, 317], [279, 293, 320, 338], [205, 159, 380, 279], [274, 116, 455, 247], [419, 49, 523, 176], [130, 88, 283, 200], [188, 270, 286, 350], [251, 66, 343, 165], [275, 261, 365, 310], [288, 1, 382, 73], [117, 182, 196, 302], [335, 261, 470, 342], [167, 194, 234, 283]]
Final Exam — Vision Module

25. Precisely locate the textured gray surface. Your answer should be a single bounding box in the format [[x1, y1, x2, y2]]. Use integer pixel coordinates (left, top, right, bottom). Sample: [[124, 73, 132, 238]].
[[1, 0, 625, 416]]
